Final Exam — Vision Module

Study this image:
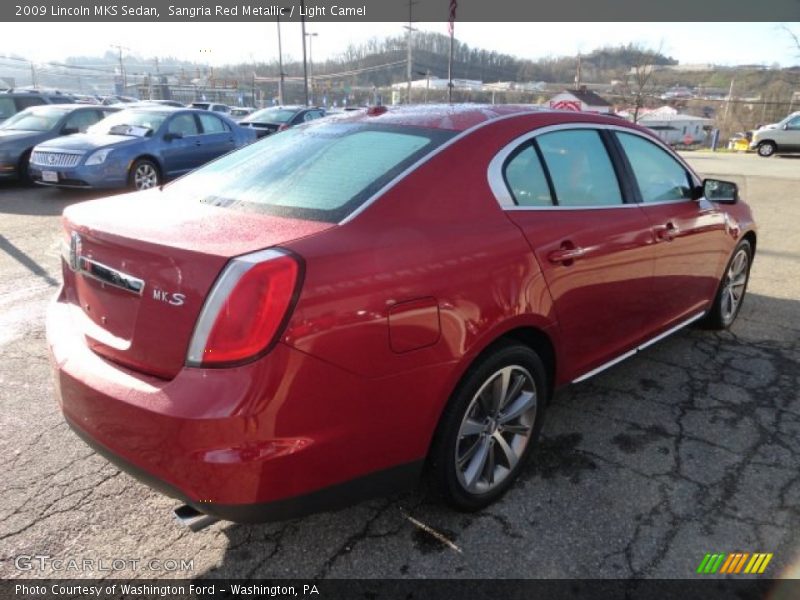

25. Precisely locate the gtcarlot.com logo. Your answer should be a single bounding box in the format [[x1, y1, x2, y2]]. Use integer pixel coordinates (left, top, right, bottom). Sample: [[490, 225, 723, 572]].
[[696, 552, 773, 575], [14, 555, 194, 572]]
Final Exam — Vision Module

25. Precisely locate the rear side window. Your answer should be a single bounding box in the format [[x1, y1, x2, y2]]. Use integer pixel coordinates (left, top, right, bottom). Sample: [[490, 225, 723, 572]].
[[616, 132, 692, 203], [16, 96, 46, 110], [503, 144, 552, 207], [64, 109, 103, 132], [0, 98, 15, 120], [164, 124, 455, 222], [537, 130, 623, 207], [168, 114, 199, 136], [199, 113, 229, 134]]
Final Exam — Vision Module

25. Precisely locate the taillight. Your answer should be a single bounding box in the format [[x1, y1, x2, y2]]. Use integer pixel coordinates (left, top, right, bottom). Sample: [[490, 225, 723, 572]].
[[277, 124, 289, 131], [186, 249, 302, 367]]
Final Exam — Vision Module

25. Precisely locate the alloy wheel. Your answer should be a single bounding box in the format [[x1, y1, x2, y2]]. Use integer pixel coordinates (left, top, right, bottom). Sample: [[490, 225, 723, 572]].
[[455, 365, 537, 494], [134, 163, 158, 190], [720, 247, 749, 324]]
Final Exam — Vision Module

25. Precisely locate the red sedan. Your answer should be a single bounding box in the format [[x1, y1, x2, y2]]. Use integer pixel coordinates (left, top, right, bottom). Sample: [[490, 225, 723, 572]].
[[47, 105, 756, 525]]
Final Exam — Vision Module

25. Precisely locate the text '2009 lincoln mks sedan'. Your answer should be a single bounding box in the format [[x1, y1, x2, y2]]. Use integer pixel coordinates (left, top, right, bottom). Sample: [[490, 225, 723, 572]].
[[47, 105, 756, 525]]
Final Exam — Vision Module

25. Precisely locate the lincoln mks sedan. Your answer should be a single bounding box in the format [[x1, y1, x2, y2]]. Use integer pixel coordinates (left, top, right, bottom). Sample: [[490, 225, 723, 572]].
[[47, 105, 756, 525]]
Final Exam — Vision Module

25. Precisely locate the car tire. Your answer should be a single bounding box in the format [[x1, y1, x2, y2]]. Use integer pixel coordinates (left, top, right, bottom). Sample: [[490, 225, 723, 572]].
[[702, 239, 753, 330], [756, 141, 776, 157], [128, 158, 161, 191], [429, 343, 547, 511], [17, 149, 32, 184]]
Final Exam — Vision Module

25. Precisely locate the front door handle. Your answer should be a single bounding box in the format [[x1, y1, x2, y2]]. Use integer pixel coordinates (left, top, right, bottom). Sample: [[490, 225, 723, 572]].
[[654, 222, 679, 241], [548, 246, 586, 264]]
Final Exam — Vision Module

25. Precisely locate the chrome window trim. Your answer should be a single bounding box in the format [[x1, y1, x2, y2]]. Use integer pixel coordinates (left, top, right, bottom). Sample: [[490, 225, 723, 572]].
[[487, 122, 702, 211], [339, 109, 546, 225]]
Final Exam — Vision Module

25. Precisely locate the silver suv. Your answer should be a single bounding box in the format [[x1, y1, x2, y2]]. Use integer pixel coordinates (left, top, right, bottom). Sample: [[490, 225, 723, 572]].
[[750, 112, 800, 157]]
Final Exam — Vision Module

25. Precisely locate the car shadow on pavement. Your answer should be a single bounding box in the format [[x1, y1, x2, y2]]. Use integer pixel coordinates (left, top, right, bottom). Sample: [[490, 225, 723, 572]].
[[191, 292, 799, 579], [0, 182, 117, 217]]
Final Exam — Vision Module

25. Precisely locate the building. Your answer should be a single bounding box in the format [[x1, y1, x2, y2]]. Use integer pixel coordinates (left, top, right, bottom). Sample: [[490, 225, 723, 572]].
[[548, 87, 612, 113], [636, 111, 713, 147]]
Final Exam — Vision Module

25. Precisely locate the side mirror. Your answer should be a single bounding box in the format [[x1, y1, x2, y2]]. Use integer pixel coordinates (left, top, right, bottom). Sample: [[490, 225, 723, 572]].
[[61, 127, 79, 135], [702, 178, 738, 204], [783, 123, 790, 130], [164, 132, 182, 141]]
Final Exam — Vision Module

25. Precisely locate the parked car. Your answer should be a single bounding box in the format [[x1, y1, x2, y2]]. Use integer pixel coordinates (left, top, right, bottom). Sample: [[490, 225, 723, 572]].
[[137, 99, 185, 107], [750, 111, 800, 157], [189, 102, 230, 114], [47, 105, 756, 526], [0, 104, 119, 182], [29, 106, 256, 190], [100, 95, 139, 106], [229, 106, 254, 121], [240, 105, 326, 138], [0, 89, 75, 124], [728, 131, 753, 152]]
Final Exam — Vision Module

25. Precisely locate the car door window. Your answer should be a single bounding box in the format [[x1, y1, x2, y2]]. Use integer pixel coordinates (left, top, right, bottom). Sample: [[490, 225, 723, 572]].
[[786, 116, 800, 129], [16, 97, 46, 110], [168, 114, 199, 137], [616, 132, 692, 203], [502, 144, 553, 207], [537, 129, 623, 207], [198, 113, 229, 134], [63, 110, 102, 133], [304, 111, 323, 122]]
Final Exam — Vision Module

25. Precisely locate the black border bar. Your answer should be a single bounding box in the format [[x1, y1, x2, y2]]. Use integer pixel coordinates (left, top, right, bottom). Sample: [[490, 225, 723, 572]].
[[3, 0, 800, 22]]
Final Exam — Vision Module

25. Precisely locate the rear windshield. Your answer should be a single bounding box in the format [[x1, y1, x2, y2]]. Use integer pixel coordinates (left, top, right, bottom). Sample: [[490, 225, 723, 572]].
[[163, 123, 455, 222], [246, 108, 297, 124]]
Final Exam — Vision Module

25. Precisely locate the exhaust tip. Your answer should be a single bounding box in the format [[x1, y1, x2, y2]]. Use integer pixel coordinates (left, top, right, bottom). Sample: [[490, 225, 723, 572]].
[[173, 504, 219, 532]]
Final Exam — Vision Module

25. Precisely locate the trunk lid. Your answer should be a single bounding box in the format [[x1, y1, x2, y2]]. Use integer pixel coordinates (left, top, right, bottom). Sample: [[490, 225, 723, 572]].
[[61, 189, 333, 378]]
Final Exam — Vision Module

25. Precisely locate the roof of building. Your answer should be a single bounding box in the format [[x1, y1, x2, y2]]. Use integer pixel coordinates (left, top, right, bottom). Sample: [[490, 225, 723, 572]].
[[637, 112, 713, 123], [556, 88, 612, 107]]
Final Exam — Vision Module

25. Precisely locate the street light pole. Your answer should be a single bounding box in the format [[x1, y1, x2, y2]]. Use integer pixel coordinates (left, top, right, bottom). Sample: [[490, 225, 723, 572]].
[[305, 32, 318, 105], [300, 0, 309, 106], [404, 0, 417, 105], [276, 15, 285, 105]]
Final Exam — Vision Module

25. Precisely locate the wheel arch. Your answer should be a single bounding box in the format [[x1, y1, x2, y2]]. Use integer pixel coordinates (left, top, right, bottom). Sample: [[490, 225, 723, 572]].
[[424, 322, 559, 459], [742, 230, 757, 256], [130, 154, 163, 177]]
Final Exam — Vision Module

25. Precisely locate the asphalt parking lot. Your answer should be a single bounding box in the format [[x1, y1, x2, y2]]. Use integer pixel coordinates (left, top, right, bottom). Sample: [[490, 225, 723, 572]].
[[0, 152, 798, 580]]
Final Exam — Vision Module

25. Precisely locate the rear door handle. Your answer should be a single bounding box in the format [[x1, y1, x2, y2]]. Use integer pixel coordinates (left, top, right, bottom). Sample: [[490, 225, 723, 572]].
[[548, 246, 586, 264]]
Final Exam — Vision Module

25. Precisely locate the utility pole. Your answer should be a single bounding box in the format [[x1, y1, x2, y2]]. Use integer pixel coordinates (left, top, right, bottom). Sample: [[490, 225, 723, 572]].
[[110, 44, 128, 94], [300, 0, 309, 106], [575, 53, 582, 89], [30, 61, 36, 87], [276, 15, 285, 105], [723, 76, 735, 124], [305, 32, 318, 105], [404, 0, 418, 104]]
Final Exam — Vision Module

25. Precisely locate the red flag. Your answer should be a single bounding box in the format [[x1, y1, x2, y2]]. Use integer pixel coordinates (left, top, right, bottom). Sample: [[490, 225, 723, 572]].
[[448, 0, 457, 36]]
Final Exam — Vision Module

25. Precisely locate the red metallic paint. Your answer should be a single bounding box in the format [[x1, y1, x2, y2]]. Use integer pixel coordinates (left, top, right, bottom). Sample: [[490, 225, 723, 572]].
[[47, 106, 756, 519]]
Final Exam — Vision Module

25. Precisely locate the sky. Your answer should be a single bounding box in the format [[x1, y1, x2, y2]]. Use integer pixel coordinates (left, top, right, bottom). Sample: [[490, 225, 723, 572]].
[[0, 22, 798, 69]]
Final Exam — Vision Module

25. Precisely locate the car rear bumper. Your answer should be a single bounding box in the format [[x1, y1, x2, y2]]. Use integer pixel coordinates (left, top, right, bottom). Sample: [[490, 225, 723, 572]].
[[46, 293, 436, 522]]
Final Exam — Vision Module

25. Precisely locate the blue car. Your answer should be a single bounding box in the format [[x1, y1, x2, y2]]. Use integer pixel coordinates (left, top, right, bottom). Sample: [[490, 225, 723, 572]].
[[29, 106, 257, 190], [0, 104, 118, 182]]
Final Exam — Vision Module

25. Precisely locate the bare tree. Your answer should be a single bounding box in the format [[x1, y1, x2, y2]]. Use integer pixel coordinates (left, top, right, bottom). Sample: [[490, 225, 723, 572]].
[[782, 25, 800, 54], [616, 43, 663, 122]]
